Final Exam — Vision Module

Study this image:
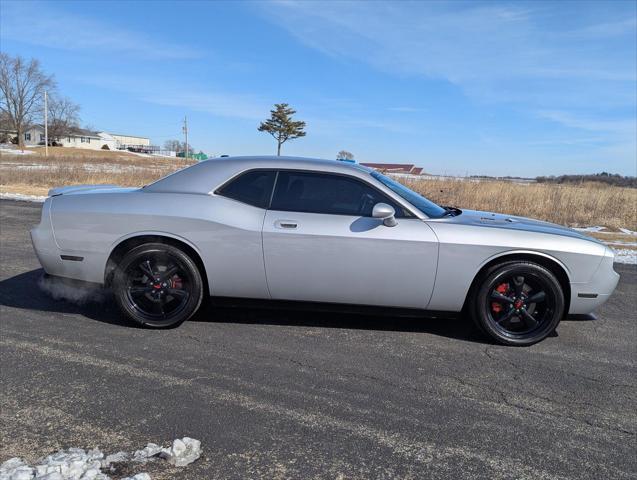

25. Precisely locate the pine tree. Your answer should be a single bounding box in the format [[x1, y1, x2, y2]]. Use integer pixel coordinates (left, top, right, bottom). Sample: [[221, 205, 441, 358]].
[[258, 103, 306, 156]]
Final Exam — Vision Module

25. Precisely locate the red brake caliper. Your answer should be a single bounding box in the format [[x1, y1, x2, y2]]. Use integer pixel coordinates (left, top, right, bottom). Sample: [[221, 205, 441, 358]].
[[170, 274, 182, 290], [491, 283, 509, 313]]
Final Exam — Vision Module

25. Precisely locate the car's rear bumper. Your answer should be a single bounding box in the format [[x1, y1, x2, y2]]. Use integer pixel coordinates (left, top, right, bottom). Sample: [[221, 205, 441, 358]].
[[30, 200, 106, 284], [568, 249, 620, 314]]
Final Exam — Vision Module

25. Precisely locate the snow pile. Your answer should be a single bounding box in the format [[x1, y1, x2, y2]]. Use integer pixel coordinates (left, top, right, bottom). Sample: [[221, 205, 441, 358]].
[[0, 438, 201, 480], [158, 438, 201, 467], [131, 438, 201, 467], [0, 448, 108, 480]]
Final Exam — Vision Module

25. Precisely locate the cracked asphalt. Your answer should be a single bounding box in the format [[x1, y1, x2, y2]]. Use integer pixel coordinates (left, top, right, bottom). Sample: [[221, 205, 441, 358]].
[[1, 199, 635, 479]]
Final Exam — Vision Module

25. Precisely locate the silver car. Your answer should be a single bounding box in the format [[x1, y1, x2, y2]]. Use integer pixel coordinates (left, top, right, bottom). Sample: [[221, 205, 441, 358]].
[[30, 156, 619, 345]]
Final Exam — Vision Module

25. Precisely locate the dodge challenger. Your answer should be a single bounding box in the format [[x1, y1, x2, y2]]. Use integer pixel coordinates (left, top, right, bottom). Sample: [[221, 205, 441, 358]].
[[31, 156, 619, 345]]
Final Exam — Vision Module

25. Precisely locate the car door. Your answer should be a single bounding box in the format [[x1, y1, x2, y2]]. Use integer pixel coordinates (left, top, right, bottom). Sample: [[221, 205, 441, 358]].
[[211, 169, 276, 299], [262, 170, 439, 309]]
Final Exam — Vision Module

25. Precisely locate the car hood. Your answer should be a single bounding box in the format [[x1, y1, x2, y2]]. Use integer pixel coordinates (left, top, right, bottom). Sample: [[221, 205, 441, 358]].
[[48, 185, 138, 197], [443, 209, 602, 244]]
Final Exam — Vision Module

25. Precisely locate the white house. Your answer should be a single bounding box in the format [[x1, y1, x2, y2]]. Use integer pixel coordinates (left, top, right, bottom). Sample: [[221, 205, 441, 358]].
[[18, 125, 106, 150], [58, 128, 104, 150], [10, 126, 151, 151]]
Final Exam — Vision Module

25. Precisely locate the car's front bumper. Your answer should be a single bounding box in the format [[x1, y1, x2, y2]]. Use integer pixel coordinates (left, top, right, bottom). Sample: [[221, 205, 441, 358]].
[[568, 248, 620, 314]]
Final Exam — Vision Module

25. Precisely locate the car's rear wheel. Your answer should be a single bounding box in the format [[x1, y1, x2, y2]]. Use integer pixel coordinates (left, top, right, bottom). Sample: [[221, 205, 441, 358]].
[[113, 243, 203, 328], [470, 261, 564, 346]]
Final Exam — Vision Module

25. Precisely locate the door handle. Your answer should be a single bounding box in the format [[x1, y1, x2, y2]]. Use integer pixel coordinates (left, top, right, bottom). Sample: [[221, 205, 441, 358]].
[[274, 220, 298, 229]]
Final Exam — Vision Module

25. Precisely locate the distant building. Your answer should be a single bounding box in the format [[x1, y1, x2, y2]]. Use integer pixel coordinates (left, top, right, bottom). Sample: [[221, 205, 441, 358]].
[[109, 132, 150, 148], [360, 163, 424, 175], [2, 125, 162, 153], [108, 133, 159, 153], [17, 125, 104, 150]]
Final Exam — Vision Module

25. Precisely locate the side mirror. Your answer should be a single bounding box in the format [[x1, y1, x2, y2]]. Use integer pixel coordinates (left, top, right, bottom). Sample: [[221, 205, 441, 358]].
[[372, 203, 397, 227]]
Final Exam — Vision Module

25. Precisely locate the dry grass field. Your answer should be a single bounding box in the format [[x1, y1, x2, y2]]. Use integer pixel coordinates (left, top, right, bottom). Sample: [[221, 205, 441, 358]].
[[402, 177, 636, 231], [1, 147, 635, 232], [0, 147, 195, 197]]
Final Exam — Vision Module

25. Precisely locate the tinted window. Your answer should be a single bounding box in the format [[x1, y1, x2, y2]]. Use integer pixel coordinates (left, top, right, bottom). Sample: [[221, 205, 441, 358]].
[[217, 170, 276, 208], [271, 171, 410, 217], [370, 170, 446, 218]]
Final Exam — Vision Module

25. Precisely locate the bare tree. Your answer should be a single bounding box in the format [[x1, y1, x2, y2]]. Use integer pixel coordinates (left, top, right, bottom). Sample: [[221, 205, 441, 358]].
[[337, 150, 354, 161], [163, 139, 192, 153], [258, 103, 306, 156], [0, 54, 55, 149], [164, 139, 182, 152], [47, 95, 80, 143], [0, 111, 13, 143]]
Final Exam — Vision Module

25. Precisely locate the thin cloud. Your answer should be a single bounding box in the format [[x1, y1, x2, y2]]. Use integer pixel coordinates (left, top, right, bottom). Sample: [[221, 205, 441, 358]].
[[1, 1, 201, 60], [78, 74, 267, 120], [537, 111, 636, 134], [260, 1, 636, 106], [260, 0, 636, 169]]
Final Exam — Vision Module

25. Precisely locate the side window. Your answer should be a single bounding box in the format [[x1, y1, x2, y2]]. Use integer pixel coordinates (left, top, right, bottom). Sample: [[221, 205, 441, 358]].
[[216, 170, 276, 209], [271, 171, 410, 217]]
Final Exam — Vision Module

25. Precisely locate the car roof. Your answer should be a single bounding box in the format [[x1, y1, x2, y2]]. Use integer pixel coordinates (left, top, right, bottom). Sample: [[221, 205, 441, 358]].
[[204, 155, 372, 173], [144, 156, 374, 195]]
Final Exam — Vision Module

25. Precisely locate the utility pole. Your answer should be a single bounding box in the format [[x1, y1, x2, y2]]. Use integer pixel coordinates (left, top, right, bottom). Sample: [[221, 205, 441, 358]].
[[182, 116, 188, 160], [44, 90, 48, 157]]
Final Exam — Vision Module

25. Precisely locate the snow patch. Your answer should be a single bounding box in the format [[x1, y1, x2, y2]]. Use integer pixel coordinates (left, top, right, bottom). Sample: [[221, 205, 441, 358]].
[[0, 145, 36, 155], [0, 438, 201, 480], [612, 248, 637, 265], [572, 226, 607, 232], [0, 192, 46, 202], [618, 227, 636, 236]]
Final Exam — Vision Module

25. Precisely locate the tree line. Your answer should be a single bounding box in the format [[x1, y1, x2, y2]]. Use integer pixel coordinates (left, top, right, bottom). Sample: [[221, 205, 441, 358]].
[[0, 53, 80, 149], [536, 172, 637, 188]]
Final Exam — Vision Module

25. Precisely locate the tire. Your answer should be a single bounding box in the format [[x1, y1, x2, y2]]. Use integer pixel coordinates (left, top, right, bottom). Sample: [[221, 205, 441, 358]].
[[469, 261, 564, 346], [112, 243, 203, 328]]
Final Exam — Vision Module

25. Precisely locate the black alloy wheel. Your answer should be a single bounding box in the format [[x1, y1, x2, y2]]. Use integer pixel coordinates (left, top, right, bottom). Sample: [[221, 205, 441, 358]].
[[113, 243, 203, 328], [470, 261, 564, 346]]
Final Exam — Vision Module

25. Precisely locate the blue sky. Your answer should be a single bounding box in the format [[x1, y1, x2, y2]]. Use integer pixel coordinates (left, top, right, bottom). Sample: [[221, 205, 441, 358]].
[[1, 0, 635, 176]]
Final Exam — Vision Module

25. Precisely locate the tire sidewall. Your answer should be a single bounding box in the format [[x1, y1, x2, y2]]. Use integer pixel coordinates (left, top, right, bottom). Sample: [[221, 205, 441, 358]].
[[113, 243, 203, 328], [472, 262, 564, 346]]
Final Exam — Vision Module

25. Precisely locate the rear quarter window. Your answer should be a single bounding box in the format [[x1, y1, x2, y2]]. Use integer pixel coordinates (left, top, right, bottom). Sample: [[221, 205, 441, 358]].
[[216, 170, 276, 208]]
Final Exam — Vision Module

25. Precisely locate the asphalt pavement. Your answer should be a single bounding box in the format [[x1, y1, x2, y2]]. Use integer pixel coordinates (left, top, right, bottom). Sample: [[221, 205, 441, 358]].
[[1, 199, 635, 479]]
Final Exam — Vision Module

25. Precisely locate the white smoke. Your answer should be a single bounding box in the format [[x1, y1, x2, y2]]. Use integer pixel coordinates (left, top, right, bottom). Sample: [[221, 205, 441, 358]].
[[38, 274, 108, 305]]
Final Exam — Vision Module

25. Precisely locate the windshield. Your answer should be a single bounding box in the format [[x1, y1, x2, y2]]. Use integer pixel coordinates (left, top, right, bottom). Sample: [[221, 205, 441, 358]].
[[370, 171, 447, 218]]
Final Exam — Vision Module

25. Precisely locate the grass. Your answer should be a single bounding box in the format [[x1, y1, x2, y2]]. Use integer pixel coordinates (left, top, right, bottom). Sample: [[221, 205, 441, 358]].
[[0, 147, 195, 193], [402, 177, 636, 231], [1, 148, 635, 231]]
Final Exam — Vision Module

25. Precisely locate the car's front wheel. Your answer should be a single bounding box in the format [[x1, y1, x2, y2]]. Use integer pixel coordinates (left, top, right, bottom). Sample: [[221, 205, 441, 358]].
[[112, 243, 203, 328], [470, 261, 564, 346]]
